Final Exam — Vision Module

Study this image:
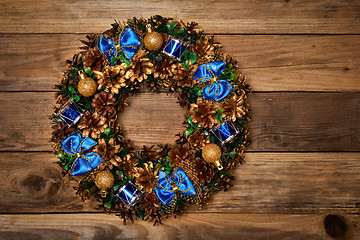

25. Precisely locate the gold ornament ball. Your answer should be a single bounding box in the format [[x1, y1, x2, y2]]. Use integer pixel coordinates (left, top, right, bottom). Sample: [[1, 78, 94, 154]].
[[95, 171, 115, 197], [202, 143, 223, 170], [77, 71, 97, 97], [144, 24, 163, 51]]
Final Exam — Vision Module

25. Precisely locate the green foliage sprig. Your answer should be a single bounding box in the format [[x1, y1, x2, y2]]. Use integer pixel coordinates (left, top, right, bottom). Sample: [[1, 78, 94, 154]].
[[180, 50, 197, 69], [166, 21, 186, 39]]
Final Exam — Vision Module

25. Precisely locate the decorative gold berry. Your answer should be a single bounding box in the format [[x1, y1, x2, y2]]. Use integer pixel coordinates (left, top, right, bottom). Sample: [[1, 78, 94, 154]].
[[144, 24, 163, 51], [77, 70, 97, 97], [202, 143, 223, 170], [95, 170, 115, 197]]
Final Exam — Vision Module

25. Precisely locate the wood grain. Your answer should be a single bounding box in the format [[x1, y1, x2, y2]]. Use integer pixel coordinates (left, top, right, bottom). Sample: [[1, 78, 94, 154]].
[[118, 92, 187, 147], [0, 0, 359, 238], [0, 0, 359, 34], [1, 34, 360, 92], [0, 152, 98, 213], [0, 92, 358, 152], [248, 92, 360, 151], [0, 213, 359, 240], [1, 152, 359, 214]]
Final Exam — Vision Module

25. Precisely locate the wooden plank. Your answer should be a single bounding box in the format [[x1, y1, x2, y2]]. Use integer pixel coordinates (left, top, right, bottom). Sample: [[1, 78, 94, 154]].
[[248, 92, 360, 151], [0, 0, 360, 34], [1, 34, 360, 92], [119, 92, 187, 147], [0, 92, 359, 152], [0, 152, 98, 213], [119, 92, 360, 151], [1, 152, 359, 214], [0, 214, 359, 240], [218, 35, 360, 92]]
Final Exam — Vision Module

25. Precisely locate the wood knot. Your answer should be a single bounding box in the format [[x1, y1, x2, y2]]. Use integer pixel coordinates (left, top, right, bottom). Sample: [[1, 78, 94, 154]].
[[21, 174, 46, 192], [323, 214, 350, 239]]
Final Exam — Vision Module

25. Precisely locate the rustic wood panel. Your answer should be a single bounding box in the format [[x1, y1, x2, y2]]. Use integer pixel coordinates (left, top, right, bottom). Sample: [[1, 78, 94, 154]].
[[0, 152, 98, 213], [1, 34, 360, 92], [119, 92, 187, 147], [0, 0, 359, 238], [0, 213, 359, 240], [1, 152, 359, 214], [0, 0, 360, 34], [0, 92, 358, 152], [248, 92, 360, 151]]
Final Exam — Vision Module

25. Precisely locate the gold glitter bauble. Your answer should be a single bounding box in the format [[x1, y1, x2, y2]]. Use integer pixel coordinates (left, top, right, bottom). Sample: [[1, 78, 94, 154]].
[[77, 70, 97, 97], [95, 171, 115, 197], [144, 24, 163, 51], [202, 143, 223, 170]]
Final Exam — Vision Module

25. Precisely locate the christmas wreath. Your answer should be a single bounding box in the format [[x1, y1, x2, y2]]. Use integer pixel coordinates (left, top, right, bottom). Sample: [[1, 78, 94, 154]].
[[50, 16, 250, 224]]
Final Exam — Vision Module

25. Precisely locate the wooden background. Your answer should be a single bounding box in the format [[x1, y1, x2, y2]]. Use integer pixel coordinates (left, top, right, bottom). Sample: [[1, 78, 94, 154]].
[[0, 0, 359, 239]]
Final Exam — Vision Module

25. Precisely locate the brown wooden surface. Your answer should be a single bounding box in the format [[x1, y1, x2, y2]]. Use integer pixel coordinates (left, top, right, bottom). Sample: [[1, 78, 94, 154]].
[[0, 214, 359, 240], [1, 152, 359, 214], [0, 92, 358, 152], [0, 0, 359, 239], [0, 0, 359, 34], [1, 34, 360, 92]]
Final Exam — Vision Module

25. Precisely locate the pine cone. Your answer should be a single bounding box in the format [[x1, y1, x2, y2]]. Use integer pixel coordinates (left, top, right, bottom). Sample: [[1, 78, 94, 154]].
[[194, 158, 214, 185], [134, 162, 158, 193], [139, 145, 157, 162], [189, 98, 217, 128], [177, 91, 190, 109], [191, 38, 216, 63], [221, 94, 246, 122], [139, 192, 162, 217], [55, 64, 81, 102], [74, 181, 95, 202], [125, 50, 154, 83], [95, 138, 121, 167], [155, 144, 172, 162], [127, 17, 147, 39], [93, 64, 127, 94], [162, 196, 177, 215], [82, 48, 103, 71], [172, 63, 196, 88], [66, 52, 83, 67], [115, 206, 137, 224], [175, 157, 198, 184], [175, 132, 189, 145], [78, 111, 108, 139], [146, 76, 162, 92], [120, 154, 137, 177], [51, 121, 74, 143], [188, 129, 210, 149], [168, 144, 195, 167], [80, 34, 97, 50], [182, 184, 203, 204], [102, 22, 119, 39], [91, 92, 117, 117], [153, 57, 175, 80]]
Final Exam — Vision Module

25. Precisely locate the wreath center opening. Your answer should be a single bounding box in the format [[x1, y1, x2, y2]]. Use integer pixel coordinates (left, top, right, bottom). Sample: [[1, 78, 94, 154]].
[[117, 91, 186, 149]]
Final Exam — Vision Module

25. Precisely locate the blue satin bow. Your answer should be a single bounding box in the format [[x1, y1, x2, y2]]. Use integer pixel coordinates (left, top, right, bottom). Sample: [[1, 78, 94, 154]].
[[154, 168, 196, 206], [98, 27, 141, 65], [61, 133, 103, 176], [192, 61, 233, 102]]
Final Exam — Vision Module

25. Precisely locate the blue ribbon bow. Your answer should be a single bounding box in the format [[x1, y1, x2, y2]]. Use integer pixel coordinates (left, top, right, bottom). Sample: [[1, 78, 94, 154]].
[[154, 168, 196, 206], [61, 133, 103, 176], [192, 61, 233, 102], [98, 27, 141, 65]]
